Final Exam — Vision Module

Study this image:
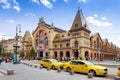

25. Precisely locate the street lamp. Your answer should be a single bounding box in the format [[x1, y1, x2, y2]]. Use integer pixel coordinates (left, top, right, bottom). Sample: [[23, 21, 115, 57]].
[[13, 24, 21, 64]]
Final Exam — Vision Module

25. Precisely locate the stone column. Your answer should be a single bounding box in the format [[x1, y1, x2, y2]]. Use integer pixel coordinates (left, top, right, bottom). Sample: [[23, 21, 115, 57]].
[[81, 48, 85, 60]]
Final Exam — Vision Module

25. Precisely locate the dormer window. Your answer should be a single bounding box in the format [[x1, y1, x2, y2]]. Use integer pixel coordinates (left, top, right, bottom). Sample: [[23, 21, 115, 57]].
[[68, 33, 70, 36], [75, 24, 78, 28]]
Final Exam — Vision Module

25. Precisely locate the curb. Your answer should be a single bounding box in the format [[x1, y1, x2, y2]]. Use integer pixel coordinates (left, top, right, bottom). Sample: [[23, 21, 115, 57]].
[[0, 68, 14, 75]]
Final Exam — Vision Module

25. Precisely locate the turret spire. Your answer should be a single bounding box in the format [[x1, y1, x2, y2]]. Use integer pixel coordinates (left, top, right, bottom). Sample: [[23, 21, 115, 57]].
[[69, 8, 89, 32]]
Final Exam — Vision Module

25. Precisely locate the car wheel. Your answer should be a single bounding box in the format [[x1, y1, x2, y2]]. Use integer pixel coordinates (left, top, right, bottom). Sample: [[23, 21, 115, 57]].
[[89, 70, 96, 76], [52, 65, 55, 70], [67, 67, 71, 72], [41, 64, 44, 67]]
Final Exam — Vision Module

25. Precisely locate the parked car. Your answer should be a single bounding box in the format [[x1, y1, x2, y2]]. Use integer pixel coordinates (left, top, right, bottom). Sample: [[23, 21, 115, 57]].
[[117, 66, 120, 76], [63, 60, 107, 76], [40, 59, 63, 69]]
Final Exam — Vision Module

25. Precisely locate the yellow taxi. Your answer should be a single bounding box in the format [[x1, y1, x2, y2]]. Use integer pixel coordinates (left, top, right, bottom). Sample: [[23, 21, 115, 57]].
[[63, 60, 107, 76], [117, 66, 120, 76], [40, 59, 63, 69]]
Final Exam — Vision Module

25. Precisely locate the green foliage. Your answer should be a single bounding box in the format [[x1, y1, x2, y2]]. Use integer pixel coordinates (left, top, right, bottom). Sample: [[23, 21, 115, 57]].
[[0, 44, 5, 56], [0, 44, 2, 56], [29, 47, 36, 57]]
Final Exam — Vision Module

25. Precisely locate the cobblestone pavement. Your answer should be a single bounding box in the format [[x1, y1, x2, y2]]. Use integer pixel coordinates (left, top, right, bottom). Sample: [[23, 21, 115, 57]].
[[0, 60, 119, 80]]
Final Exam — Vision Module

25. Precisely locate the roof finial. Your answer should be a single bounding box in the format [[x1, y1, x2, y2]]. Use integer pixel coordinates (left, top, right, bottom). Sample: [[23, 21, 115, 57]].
[[39, 16, 44, 23]]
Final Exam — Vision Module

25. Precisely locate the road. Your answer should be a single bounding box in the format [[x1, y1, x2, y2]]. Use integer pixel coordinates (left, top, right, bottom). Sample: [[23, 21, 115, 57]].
[[0, 61, 117, 80]]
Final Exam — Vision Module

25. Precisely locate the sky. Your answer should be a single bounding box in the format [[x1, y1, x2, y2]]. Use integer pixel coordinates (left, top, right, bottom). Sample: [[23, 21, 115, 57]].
[[0, 0, 120, 47]]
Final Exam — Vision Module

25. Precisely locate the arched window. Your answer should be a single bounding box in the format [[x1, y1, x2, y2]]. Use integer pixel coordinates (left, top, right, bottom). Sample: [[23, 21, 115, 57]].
[[74, 41, 78, 48], [66, 43, 70, 48], [45, 37, 48, 45], [55, 44, 57, 48], [40, 32, 44, 43], [60, 44, 62, 48]]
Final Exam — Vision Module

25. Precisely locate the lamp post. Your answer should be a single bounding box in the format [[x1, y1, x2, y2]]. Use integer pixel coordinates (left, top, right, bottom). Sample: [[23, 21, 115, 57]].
[[13, 24, 21, 64]]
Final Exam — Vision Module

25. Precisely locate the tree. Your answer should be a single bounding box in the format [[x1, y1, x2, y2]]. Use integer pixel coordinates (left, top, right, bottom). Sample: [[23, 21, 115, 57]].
[[0, 44, 2, 56], [0, 44, 5, 57], [29, 47, 36, 59]]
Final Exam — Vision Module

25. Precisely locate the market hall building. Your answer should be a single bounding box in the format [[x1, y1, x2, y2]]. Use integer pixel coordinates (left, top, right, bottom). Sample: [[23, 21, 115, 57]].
[[32, 9, 120, 61]]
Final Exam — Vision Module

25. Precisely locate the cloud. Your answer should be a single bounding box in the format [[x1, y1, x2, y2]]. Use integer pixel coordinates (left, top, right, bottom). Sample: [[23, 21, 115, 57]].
[[78, 0, 86, 3], [31, 0, 40, 4], [0, 32, 13, 40], [13, 6, 21, 12], [64, 0, 68, 3], [6, 19, 15, 24], [0, 0, 11, 9], [93, 14, 98, 17], [53, 0, 56, 2], [86, 15, 112, 27], [13, 0, 19, 5], [101, 17, 108, 20], [40, 0, 53, 8], [0, 0, 20, 12]]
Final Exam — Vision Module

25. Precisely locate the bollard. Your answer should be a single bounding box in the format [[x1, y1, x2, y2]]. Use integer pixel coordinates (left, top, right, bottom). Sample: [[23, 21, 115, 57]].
[[88, 73, 93, 78], [47, 67, 50, 71], [34, 65, 37, 68], [7, 70, 14, 75], [39, 66, 43, 69], [69, 70, 74, 75], [114, 76, 120, 80], [57, 68, 61, 73], [30, 65, 32, 67]]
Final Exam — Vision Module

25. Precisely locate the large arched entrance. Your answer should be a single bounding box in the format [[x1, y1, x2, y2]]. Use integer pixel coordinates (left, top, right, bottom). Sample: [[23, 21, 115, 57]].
[[66, 51, 70, 61], [54, 52, 57, 59], [45, 52, 49, 58], [74, 50, 79, 60], [60, 51, 63, 61], [66, 51, 70, 58], [39, 51, 43, 57], [85, 51, 89, 60]]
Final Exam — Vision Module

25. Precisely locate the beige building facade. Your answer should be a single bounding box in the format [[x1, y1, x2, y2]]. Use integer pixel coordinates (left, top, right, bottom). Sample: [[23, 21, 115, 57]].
[[32, 9, 120, 60]]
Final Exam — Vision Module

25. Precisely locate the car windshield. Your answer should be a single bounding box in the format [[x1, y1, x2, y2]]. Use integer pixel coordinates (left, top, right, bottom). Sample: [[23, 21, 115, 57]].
[[85, 61, 94, 66], [50, 59, 58, 62]]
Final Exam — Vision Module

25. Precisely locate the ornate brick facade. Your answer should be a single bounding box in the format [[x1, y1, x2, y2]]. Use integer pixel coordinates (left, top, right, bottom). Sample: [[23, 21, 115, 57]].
[[32, 9, 120, 60]]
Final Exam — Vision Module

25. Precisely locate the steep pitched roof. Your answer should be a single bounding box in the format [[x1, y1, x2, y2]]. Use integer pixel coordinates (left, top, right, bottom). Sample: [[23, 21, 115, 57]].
[[69, 9, 90, 33], [24, 31, 32, 42]]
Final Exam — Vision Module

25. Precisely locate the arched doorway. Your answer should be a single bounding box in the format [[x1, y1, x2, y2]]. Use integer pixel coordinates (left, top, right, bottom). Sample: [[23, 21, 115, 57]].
[[45, 52, 49, 58], [85, 51, 89, 60], [66, 51, 70, 58], [54, 52, 57, 59], [74, 50, 79, 60], [60, 51, 63, 61], [39, 51, 43, 57]]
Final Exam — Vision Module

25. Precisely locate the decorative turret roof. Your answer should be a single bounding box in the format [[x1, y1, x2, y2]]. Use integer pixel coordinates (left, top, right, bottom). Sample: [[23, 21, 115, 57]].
[[23, 31, 32, 44], [69, 8, 90, 33]]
